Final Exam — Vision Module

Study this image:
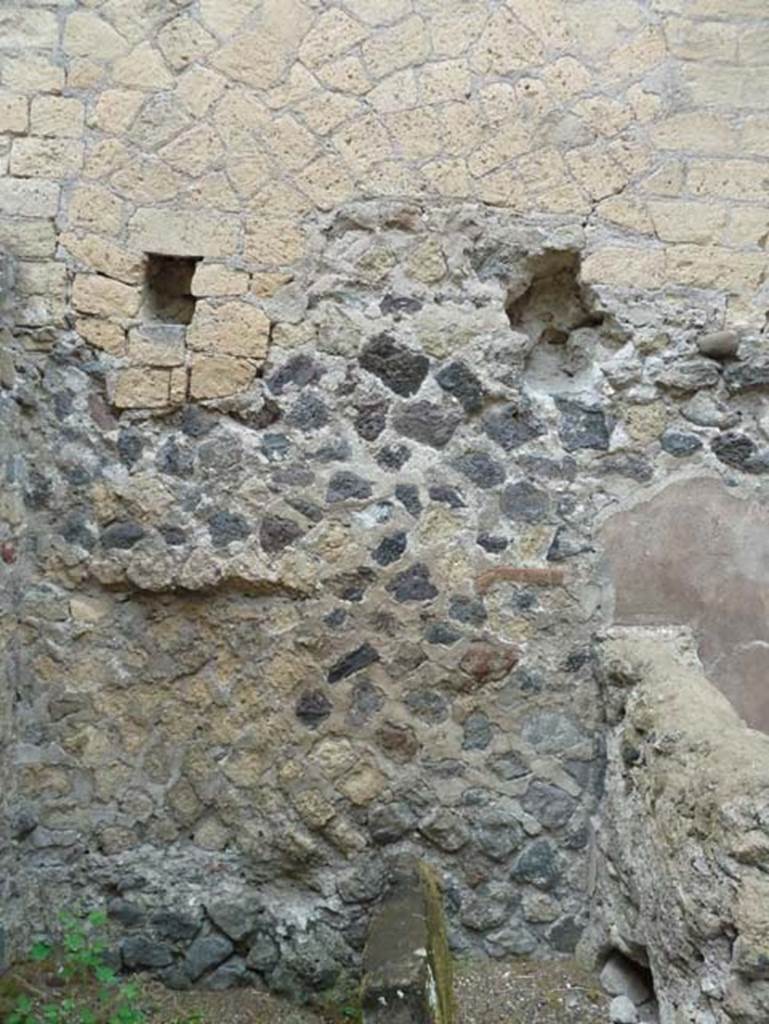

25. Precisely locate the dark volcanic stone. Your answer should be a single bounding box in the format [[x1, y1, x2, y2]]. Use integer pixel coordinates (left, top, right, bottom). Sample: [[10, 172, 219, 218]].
[[511, 839, 561, 890], [596, 453, 653, 482], [151, 909, 200, 942], [521, 781, 577, 829], [198, 436, 242, 475], [268, 354, 322, 394], [518, 454, 578, 481], [246, 932, 279, 973], [379, 294, 423, 317], [376, 444, 411, 471], [101, 521, 145, 550], [546, 526, 592, 562], [121, 935, 174, 969], [348, 679, 385, 726], [403, 688, 449, 723], [354, 401, 388, 441], [181, 405, 215, 437], [453, 450, 506, 488], [207, 510, 250, 547], [184, 935, 234, 981], [158, 524, 187, 547], [260, 432, 291, 461], [327, 471, 373, 503], [477, 532, 508, 553], [311, 439, 351, 462], [724, 358, 769, 392], [449, 595, 487, 625], [395, 483, 422, 516], [425, 622, 462, 645], [428, 483, 465, 508], [359, 333, 429, 397], [386, 563, 438, 602], [435, 361, 485, 414], [368, 801, 416, 844], [372, 531, 407, 566], [117, 428, 143, 466], [328, 642, 380, 683], [393, 400, 461, 449], [157, 438, 194, 478], [260, 514, 304, 553], [488, 751, 530, 781], [661, 430, 703, 457], [500, 481, 550, 523], [108, 899, 145, 928], [206, 901, 262, 943], [711, 431, 757, 469], [462, 711, 492, 750], [482, 403, 544, 451], [419, 809, 469, 851], [546, 915, 582, 953], [295, 690, 332, 728], [62, 514, 96, 550], [286, 496, 323, 523], [286, 393, 329, 432], [555, 398, 610, 451]]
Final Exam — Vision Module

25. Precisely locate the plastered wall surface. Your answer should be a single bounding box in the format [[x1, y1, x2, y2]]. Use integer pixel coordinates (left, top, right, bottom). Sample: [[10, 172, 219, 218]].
[[2, 0, 769, 1007]]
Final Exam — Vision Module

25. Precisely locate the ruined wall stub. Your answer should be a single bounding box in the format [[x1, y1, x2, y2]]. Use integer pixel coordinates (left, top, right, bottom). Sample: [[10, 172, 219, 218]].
[[2, 0, 769, 1005]]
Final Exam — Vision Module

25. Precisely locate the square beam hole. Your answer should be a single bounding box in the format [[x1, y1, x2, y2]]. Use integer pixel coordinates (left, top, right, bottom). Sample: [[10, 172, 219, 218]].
[[143, 254, 201, 325]]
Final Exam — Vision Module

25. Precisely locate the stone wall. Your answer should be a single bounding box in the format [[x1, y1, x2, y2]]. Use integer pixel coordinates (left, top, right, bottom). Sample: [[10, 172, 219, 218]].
[[2, 0, 769, 1006]]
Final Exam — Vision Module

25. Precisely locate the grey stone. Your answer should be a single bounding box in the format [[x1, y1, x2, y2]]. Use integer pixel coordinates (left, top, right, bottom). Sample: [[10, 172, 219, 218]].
[[101, 521, 145, 550], [246, 931, 279, 974], [522, 711, 584, 754], [268, 354, 323, 394], [600, 952, 653, 1005], [656, 358, 720, 392], [372, 531, 407, 566], [555, 398, 610, 451], [436, 360, 486, 413], [286, 393, 330, 432], [482, 402, 544, 451], [281, 923, 348, 990], [206, 901, 262, 943], [460, 882, 513, 931], [259, 514, 304, 553], [150, 909, 200, 942], [449, 595, 487, 625], [547, 526, 592, 562], [205, 956, 248, 990], [521, 781, 577, 829], [121, 935, 175, 969], [425, 621, 462, 645], [500, 480, 551, 523], [470, 802, 526, 861], [462, 711, 492, 750], [376, 443, 411, 471], [710, 431, 757, 470], [428, 483, 465, 508], [368, 801, 417, 844], [453, 450, 506, 489], [394, 483, 422, 516], [487, 751, 530, 781], [328, 642, 380, 683], [661, 430, 703, 457], [724, 357, 769, 392], [359, 333, 430, 397], [610, 995, 639, 1024], [393, 399, 462, 449], [295, 689, 333, 728], [697, 330, 740, 360], [511, 839, 561, 889], [184, 935, 234, 980], [207, 510, 250, 547], [337, 858, 387, 903], [354, 400, 388, 441], [108, 899, 145, 928], [419, 808, 469, 851], [484, 921, 537, 957], [546, 915, 582, 953], [327, 470, 373, 502], [386, 563, 438, 602], [597, 453, 653, 482], [348, 679, 385, 725], [681, 392, 739, 428]]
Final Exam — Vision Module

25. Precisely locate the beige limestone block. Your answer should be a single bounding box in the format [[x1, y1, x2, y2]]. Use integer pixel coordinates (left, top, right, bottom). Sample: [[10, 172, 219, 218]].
[[189, 172, 240, 212], [541, 56, 592, 100], [419, 60, 472, 104], [127, 325, 186, 367], [688, 159, 769, 202], [311, 738, 357, 777], [64, 11, 128, 59], [597, 196, 654, 235], [16, 261, 67, 297], [189, 354, 255, 399], [111, 158, 183, 204], [682, 64, 768, 109], [66, 58, 105, 91], [187, 299, 269, 358], [30, 95, 84, 138], [573, 96, 631, 138], [368, 69, 417, 114], [0, 92, 27, 133], [581, 247, 665, 289], [175, 66, 226, 118], [297, 92, 362, 136], [295, 154, 355, 210], [641, 160, 686, 197], [440, 101, 484, 158], [10, 137, 84, 177], [128, 208, 239, 258], [212, 30, 290, 89], [740, 25, 769, 64], [112, 367, 171, 408], [362, 15, 429, 78], [90, 89, 144, 133], [263, 63, 318, 112], [666, 246, 766, 292], [293, 790, 335, 830], [0, 8, 58, 48], [332, 113, 389, 174], [317, 56, 371, 95], [405, 239, 447, 284], [0, 219, 57, 258], [566, 146, 628, 202], [266, 114, 320, 172], [73, 274, 141, 318], [225, 143, 272, 197], [723, 206, 769, 247], [244, 218, 305, 266], [157, 15, 216, 70], [649, 200, 727, 245], [2, 55, 64, 94], [0, 178, 59, 216], [250, 272, 293, 298], [111, 42, 173, 90], [192, 264, 249, 297], [471, 8, 543, 76], [467, 126, 530, 177], [76, 317, 126, 355], [199, 0, 253, 36], [299, 8, 367, 67], [345, 0, 411, 24], [169, 366, 188, 404], [66, 185, 126, 235], [70, 595, 112, 623], [422, 158, 472, 199], [386, 107, 442, 161], [84, 139, 132, 180], [159, 124, 223, 178], [213, 88, 272, 146], [741, 116, 769, 157], [666, 15, 738, 60]]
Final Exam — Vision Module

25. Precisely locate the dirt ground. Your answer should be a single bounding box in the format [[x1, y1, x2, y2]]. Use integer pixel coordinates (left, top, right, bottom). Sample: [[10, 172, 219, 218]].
[[140, 956, 608, 1023]]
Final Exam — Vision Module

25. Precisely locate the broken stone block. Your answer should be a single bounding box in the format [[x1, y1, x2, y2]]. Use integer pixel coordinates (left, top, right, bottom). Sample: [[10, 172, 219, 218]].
[[362, 861, 454, 1024]]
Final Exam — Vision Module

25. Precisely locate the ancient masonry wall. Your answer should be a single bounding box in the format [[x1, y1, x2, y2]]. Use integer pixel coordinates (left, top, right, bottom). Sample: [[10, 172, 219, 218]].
[[2, 0, 769, 1002]]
